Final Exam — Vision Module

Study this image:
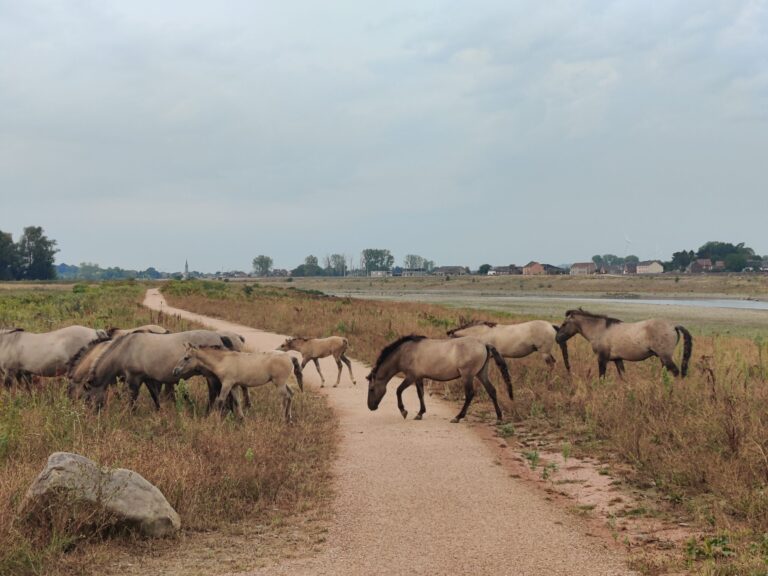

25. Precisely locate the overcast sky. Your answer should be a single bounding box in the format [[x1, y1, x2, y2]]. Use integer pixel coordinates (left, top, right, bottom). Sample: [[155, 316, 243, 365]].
[[1, 1, 766, 272]]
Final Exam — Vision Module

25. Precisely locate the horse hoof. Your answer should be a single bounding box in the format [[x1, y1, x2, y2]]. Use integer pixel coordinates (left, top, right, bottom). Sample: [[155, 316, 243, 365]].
[[450, 417, 460, 424], [414, 414, 423, 421], [400, 410, 408, 419], [333, 384, 338, 388]]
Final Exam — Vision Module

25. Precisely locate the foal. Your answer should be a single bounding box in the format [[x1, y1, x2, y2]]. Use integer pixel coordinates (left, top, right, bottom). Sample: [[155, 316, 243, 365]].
[[278, 336, 356, 387]]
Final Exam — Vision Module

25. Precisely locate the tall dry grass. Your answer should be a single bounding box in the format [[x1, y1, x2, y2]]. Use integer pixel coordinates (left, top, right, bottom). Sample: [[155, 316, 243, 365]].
[[164, 280, 768, 572], [0, 283, 335, 576]]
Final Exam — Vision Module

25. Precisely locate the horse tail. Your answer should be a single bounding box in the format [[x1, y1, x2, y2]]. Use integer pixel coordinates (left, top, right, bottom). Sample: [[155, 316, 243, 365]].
[[675, 325, 693, 378], [486, 345, 513, 400], [290, 356, 304, 391]]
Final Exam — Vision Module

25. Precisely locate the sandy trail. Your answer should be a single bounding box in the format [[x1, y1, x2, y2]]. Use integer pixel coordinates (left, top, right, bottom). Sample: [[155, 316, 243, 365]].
[[144, 289, 635, 576]]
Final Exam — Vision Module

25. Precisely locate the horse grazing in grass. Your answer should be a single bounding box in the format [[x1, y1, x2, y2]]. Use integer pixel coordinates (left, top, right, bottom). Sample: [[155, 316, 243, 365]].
[[85, 330, 244, 410], [172, 345, 303, 422], [555, 309, 693, 379], [278, 336, 355, 387], [447, 320, 570, 372], [0, 326, 108, 389], [366, 335, 513, 424]]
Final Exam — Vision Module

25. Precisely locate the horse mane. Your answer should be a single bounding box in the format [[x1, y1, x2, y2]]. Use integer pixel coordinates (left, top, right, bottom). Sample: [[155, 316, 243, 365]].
[[87, 331, 135, 384], [106, 327, 121, 338], [370, 335, 427, 378], [0, 328, 24, 335], [565, 308, 623, 326], [66, 339, 105, 377], [446, 320, 497, 336]]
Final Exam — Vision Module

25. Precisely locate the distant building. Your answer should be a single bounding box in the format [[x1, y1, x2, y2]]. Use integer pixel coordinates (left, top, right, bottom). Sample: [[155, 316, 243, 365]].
[[522, 261, 545, 275], [570, 262, 597, 275], [637, 260, 664, 274], [370, 270, 392, 278], [401, 268, 428, 277], [543, 264, 566, 275], [687, 258, 712, 274], [182, 259, 189, 281], [433, 266, 469, 276], [490, 265, 521, 275], [623, 262, 637, 275]]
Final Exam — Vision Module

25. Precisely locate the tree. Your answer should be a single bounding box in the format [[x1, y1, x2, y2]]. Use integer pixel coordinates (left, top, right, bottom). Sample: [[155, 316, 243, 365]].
[[477, 263, 492, 275], [252, 255, 273, 276], [696, 241, 754, 261], [0, 230, 19, 280], [724, 253, 748, 272], [591, 255, 604, 269], [329, 254, 346, 276], [625, 254, 639, 263], [16, 226, 57, 280], [304, 255, 319, 267], [667, 250, 695, 272], [403, 254, 426, 270], [361, 249, 394, 273], [291, 263, 325, 277]]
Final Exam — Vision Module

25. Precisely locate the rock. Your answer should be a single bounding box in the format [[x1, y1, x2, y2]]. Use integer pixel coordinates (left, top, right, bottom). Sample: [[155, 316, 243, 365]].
[[19, 452, 180, 538]]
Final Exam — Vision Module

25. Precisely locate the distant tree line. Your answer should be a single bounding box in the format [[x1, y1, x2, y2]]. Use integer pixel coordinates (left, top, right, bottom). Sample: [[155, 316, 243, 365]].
[[664, 241, 764, 272], [0, 226, 58, 280], [56, 262, 165, 280], [591, 254, 639, 269]]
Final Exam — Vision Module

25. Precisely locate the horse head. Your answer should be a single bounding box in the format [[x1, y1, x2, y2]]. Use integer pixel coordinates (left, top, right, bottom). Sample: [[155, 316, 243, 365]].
[[173, 343, 199, 377]]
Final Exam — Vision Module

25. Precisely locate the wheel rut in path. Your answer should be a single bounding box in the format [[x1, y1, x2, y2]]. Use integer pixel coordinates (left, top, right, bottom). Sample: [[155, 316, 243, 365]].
[[144, 289, 636, 576]]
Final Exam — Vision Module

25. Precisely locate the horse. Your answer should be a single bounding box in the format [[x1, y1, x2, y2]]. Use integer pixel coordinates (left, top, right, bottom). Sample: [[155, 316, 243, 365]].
[[85, 330, 245, 410], [366, 335, 514, 424], [277, 336, 356, 387], [555, 309, 693, 379], [447, 320, 570, 372], [172, 344, 303, 422], [0, 325, 109, 389]]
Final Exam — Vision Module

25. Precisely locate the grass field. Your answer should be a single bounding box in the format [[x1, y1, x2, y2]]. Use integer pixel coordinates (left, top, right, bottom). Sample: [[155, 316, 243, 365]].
[[0, 282, 336, 576], [164, 279, 768, 575]]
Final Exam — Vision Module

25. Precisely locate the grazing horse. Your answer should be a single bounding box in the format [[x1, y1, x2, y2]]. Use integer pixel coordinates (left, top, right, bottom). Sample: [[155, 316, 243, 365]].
[[366, 335, 513, 423], [86, 330, 243, 410], [447, 320, 570, 372], [0, 326, 108, 389], [278, 336, 356, 387], [172, 345, 303, 422], [555, 309, 693, 379]]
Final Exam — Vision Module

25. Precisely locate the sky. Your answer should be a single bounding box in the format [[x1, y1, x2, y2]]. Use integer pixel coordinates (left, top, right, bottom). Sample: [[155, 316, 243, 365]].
[[1, 1, 766, 272]]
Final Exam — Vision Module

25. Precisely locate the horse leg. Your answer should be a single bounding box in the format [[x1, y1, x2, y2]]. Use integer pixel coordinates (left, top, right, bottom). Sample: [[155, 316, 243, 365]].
[[214, 381, 236, 417], [126, 375, 142, 411], [341, 354, 356, 385], [598, 355, 609, 379], [312, 358, 325, 386], [414, 379, 427, 420], [146, 380, 162, 410], [231, 386, 245, 420], [543, 353, 556, 371], [279, 383, 294, 423], [396, 378, 413, 419], [478, 372, 503, 424], [614, 360, 626, 380], [240, 385, 252, 409], [334, 356, 343, 387], [451, 376, 476, 423], [205, 376, 221, 415]]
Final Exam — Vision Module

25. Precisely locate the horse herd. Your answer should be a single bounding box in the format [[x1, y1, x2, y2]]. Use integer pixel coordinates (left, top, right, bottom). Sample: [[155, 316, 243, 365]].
[[0, 308, 693, 425]]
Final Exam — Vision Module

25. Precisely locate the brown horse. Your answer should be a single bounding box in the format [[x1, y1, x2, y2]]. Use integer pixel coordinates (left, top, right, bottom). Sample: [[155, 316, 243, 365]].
[[172, 345, 303, 422], [366, 335, 513, 423], [85, 330, 244, 410], [555, 309, 692, 379], [447, 320, 570, 371], [278, 336, 355, 387], [0, 325, 108, 389]]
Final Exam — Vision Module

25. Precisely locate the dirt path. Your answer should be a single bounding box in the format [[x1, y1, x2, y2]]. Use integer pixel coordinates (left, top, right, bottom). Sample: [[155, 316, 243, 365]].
[[144, 289, 636, 576]]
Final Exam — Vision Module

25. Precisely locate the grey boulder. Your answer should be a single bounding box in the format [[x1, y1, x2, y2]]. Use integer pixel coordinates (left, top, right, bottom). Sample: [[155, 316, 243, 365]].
[[19, 452, 180, 538]]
